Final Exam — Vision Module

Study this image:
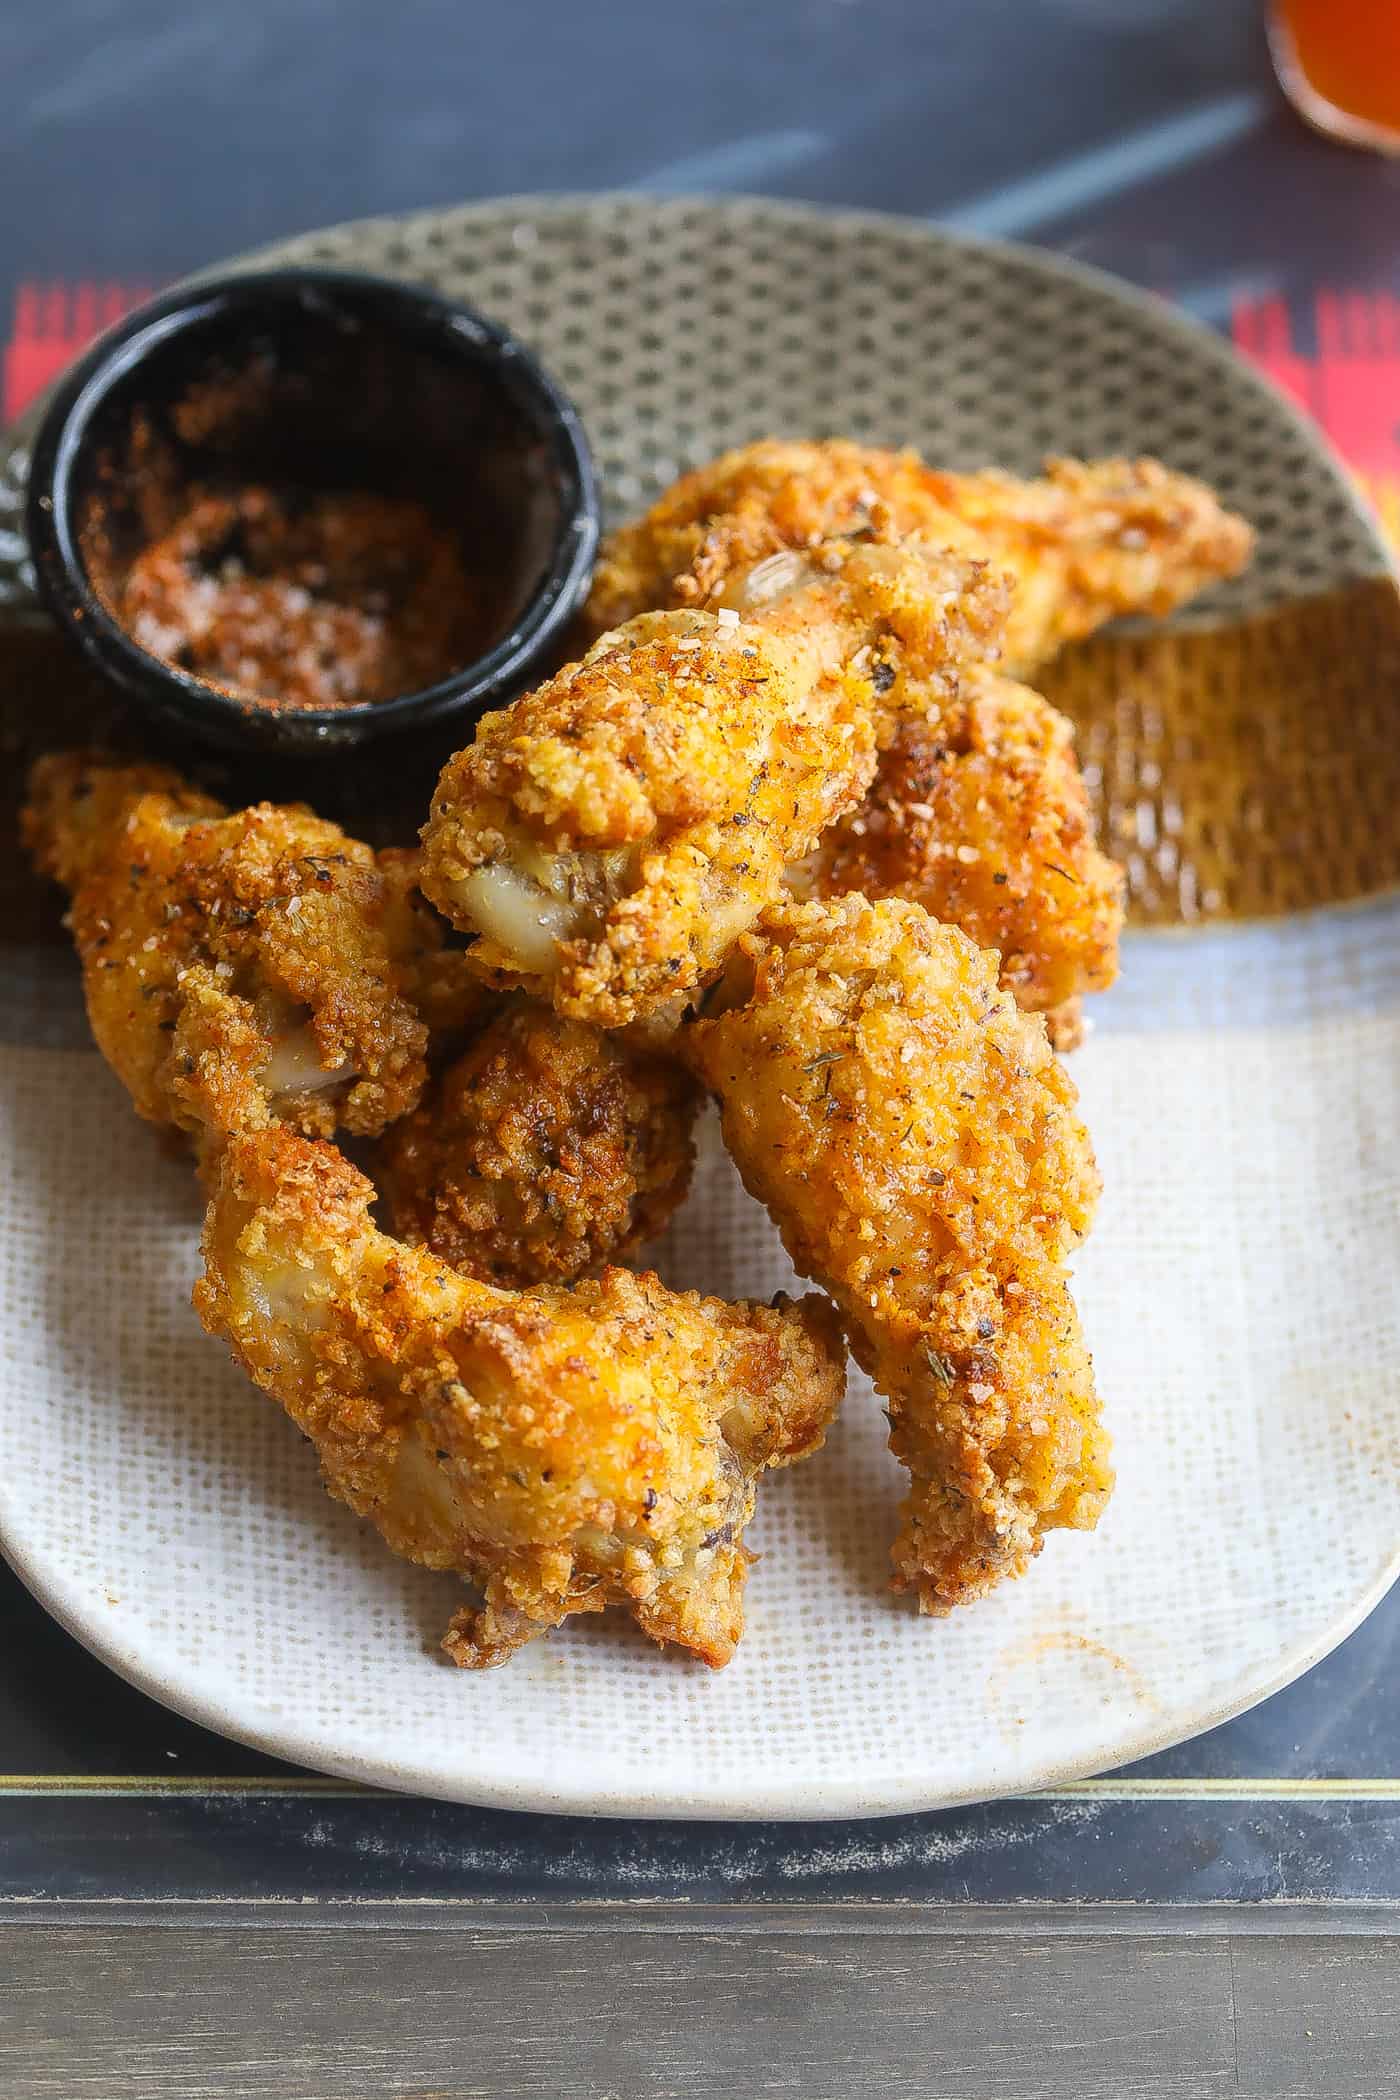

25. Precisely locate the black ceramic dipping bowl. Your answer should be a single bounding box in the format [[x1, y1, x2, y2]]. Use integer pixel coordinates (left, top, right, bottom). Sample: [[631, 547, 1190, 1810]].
[[25, 267, 599, 752]]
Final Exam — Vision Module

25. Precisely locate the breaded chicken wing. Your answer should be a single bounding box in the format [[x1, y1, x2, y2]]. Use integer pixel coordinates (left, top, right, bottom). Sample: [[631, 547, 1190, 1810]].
[[420, 538, 1007, 1028], [795, 670, 1125, 1022], [23, 751, 483, 1157], [197, 1128, 845, 1666], [684, 895, 1111, 1611], [376, 997, 699, 1287], [586, 439, 1253, 673]]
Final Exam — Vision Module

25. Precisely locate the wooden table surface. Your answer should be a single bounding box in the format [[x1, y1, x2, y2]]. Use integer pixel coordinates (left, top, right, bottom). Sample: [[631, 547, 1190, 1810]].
[[4, 1, 1400, 2092], [1, 1923, 1397, 2099]]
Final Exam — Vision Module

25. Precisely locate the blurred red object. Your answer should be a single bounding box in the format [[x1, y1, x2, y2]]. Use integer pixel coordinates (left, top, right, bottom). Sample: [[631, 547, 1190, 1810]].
[[1271, 0, 1400, 152], [3, 283, 149, 421]]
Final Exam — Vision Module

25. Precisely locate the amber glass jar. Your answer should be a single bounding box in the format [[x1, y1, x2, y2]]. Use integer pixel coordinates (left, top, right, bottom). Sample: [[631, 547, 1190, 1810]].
[[1271, 0, 1400, 153]]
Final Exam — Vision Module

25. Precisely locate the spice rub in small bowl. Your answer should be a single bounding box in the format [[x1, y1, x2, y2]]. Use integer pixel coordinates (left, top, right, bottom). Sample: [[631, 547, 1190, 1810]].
[[27, 268, 599, 752], [117, 485, 483, 713]]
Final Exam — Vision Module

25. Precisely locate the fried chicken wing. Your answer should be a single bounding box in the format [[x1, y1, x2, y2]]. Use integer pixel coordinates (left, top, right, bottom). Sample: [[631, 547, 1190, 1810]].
[[375, 997, 700, 1287], [23, 751, 484, 1156], [196, 1127, 845, 1666], [586, 439, 1253, 673], [420, 538, 1007, 1028], [796, 670, 1125, 1021], [577, 440, 1225, 1036], [684, 895, 1111, 1611]]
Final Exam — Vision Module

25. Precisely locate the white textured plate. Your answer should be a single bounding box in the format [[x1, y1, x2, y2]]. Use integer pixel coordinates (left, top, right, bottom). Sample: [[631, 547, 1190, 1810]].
[[2, 197, 1398, 1819]]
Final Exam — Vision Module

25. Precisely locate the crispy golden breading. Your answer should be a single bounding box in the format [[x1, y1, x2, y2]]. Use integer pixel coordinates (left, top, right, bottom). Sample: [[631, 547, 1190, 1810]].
[[197, 1128, 845, 1666], [1043, 998, 1086, 1054], [24, 751, 226, 886], [797, 671, 1125, 1017], [586, 439, 1253, 673], [376, 997, 700, 1287], [23, 751, 484, 1155], [420, 538, 1007, 1029], [684, 895, 1112, 1611]]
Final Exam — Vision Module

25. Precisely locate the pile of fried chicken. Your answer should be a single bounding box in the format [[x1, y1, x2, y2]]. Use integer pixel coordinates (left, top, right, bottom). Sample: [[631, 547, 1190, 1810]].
[[24, 440, 1252, 1670]]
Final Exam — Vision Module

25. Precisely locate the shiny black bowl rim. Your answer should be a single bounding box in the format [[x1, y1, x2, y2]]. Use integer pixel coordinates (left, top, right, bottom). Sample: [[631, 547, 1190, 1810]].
[[23, 266, 600, 750]]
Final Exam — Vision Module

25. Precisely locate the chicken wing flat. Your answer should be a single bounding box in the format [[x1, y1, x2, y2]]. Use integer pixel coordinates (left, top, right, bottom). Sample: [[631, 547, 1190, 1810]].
[[197, 1128, 845, 1666], [684, 895, 1111, 1612], [796, 670, 1125, 1024], [375, 996, 700, 1287], [586, 438, 1253, 674], [420, 537, 1007, 1029], [23, 751, 483, 1156]]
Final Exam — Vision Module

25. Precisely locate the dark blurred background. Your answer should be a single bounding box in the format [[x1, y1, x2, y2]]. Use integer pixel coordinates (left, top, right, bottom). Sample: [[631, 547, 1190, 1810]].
[[3, 0, 1397, 321]]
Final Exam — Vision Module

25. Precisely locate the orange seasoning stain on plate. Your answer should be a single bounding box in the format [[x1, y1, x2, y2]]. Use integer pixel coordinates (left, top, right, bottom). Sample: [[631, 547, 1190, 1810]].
[[987, 1628, 1163, 1744]]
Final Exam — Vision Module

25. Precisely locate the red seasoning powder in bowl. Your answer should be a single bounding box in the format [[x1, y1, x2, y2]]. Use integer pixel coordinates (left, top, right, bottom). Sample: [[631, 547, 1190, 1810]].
[[115, 484, 489, 713]]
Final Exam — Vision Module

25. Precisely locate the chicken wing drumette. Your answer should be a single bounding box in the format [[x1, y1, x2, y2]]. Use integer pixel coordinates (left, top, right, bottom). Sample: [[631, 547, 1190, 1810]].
[[23, 751, 482, 1157], [586, 440, 1230, 1042], [795, 670, 1125, 1045], [684, 895, 1111, 1612], [585, 439, 1253, 674], [419, 537, 1008, 1029], [197, 1127, 845, 1666], [375, 997, 700, 1288]]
